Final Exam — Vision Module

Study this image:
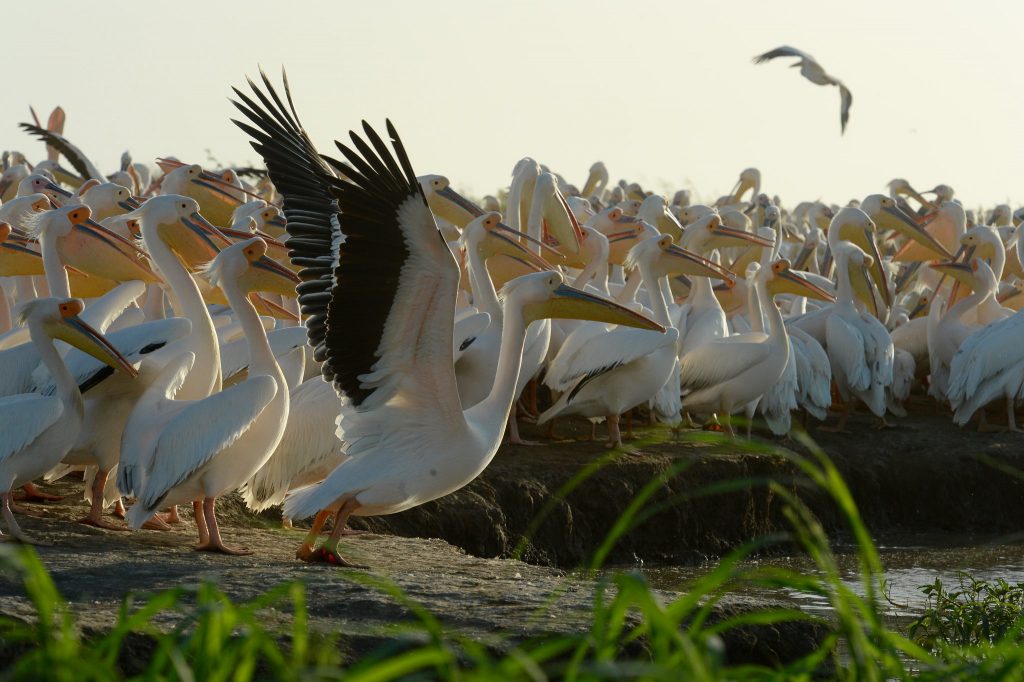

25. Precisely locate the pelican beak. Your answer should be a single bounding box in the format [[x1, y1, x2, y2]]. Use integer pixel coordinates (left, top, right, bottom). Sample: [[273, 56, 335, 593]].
[[189, 174, 244, 207], [48, 302, 138, 378], [929, 259, 975, 288], [428, 186, 484, 228], [792, 244, 814, 270], [860, 227, 892, 309], [167, 211, 229, 267], [663, 244, 736, 281], [909, 186, 939, 209], [118, 195, 143, 212], [60, 212, 160, 284], [543, 192, 584, 257], [908, 297, 929, 319], [42, 180, 73, 199], [266, 214, 288, 233], [0, 223, 9, 242], [706, 223, 775, 249], [484, 227, 552, 272], [606, 228, 639, 243], [853, 261, 881, 319], [525, 283, 665, 331], [928, 260, 971, 276], [250, 292, 299, 322], [244, 254, 300, 297], [493, 221, 563, 263], [880, 205, 951, 259], [773, 267, 836, 303]]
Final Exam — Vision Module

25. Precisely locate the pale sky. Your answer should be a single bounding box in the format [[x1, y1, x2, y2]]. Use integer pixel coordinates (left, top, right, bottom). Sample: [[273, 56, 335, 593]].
[[5, 1, 1022, 208]]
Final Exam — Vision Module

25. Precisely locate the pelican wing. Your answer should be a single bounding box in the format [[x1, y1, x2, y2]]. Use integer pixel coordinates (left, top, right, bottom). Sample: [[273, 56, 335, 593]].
[[139, 375, 278, 510], [552, 326, 673, 391], [752, 45, 814, 64], [18, 123, 105, 180], [240, 378, 343, 511], [0, 394, 63, 463], [679, 335, 772, 392], [839, 84, 853, 134], [232, 71, 460, 414], [948, 312, 1024, 409], [826, 314, 872, 392]]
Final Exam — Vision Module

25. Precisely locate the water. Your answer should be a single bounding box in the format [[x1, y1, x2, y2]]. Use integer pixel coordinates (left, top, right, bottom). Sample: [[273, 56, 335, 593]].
[[642, 534, 1024, 620]]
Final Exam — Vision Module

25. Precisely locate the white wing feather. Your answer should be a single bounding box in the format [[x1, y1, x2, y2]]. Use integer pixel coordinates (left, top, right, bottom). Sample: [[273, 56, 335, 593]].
[[241, 378, 343, 511], [679, 334, 772, 392], [0, 394, 64, 462]]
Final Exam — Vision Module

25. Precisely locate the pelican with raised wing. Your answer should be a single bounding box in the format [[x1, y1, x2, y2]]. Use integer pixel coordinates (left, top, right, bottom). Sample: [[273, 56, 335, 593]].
[[231, 70, 663, 566]]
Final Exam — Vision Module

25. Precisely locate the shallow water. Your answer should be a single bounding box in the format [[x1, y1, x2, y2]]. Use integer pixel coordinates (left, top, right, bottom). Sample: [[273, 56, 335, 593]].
[[642, 533, 1024, 619]]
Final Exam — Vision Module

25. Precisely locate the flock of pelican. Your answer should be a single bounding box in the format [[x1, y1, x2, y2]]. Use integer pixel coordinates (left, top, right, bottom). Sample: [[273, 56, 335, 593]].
[[0, 70, 1021, 566]]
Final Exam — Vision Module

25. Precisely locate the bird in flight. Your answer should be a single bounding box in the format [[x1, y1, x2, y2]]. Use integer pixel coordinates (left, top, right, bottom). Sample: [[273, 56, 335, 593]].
[[753, 46, 853, 134]]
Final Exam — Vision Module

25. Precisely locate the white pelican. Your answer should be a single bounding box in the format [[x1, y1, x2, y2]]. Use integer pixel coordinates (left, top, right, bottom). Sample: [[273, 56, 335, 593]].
[[123, 238, 293, 553], [231, 71, 662, 565], [752, 46, 853, 133], [240, 308, 499, 535], [680, 259, 834, 435], [0, 298, 136, 542], [824, 241, 895, 431], [539, 234, 730, 446], [454, 212, 552, 445], [948, 308, 1024, 431], [926, 259, 999, 403]]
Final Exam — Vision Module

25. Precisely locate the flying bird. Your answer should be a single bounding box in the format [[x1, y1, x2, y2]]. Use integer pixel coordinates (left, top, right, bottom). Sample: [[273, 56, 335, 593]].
[[753, 46, 853, 134]]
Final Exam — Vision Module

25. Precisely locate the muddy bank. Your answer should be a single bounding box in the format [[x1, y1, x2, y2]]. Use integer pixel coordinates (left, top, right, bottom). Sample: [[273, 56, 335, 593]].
[[0, 495, 824, 670], [348, 400, 1024, 567]]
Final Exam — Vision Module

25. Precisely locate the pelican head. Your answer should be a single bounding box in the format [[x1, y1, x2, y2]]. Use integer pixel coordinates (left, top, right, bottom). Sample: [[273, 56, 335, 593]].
[[81, 182, 135, 218], [861, 193, 951, 259], [461, 212, 553, 271], [922, 184, 955, 203], [830, 206, 891, 309], [929, 257, 996, 294], [0, 164, 29, 198], [887, 178, 933, 208], [627, 233, 735, 282], [504, 270, 664, 331], [19, 297, 137, 377], [728, 167, 761, 203], [767, 259, 835, 302], [202, 236, 298, 298], [698, 212, 775, 251], [130, 194, 227, 268], [580, 161, 608, 199], [419, 174, 483, 229], [24, 173, 71, 204]]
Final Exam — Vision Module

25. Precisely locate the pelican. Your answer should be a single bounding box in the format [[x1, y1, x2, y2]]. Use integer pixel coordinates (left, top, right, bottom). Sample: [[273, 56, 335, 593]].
[[926, 259, 999, 402], [680, 258, 834, 435], [0, 298, 136, 542], [123, 238, 293, 553], [539, 233, 730, 446], [753, 46, 852, 133], [948, 308, 1024, 431], [231, 70, 661, 566], [824, 241, 895, 431]]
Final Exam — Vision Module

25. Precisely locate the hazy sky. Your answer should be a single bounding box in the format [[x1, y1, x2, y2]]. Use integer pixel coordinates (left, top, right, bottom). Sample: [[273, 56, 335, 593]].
[[5, 1, 1022, 207]]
